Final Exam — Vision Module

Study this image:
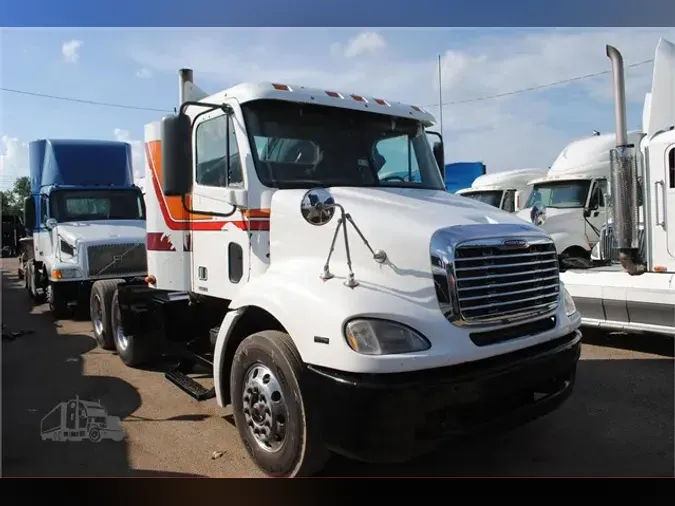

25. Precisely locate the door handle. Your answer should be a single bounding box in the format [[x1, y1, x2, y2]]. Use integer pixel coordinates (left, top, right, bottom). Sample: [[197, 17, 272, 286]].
[[655, 180, 665, 227]]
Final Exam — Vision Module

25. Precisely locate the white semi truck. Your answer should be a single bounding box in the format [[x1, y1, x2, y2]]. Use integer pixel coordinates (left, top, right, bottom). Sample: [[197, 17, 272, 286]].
[[101, 72, 582, 477], [516, 130, 645, 268], [456, 168, 547, 212], [561, 38, 675, 337]]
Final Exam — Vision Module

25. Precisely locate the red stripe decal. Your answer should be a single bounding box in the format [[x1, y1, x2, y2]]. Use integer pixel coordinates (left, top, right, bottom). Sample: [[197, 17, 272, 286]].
[[145, 142, 270, 232], [147, 232, 176, 251]]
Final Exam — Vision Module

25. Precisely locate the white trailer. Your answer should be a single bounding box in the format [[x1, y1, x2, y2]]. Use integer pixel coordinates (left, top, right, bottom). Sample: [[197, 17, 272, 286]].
[[103, 72, 582, 477], [516, 130, 645, 268], [561, 37, 675, 337], [456, 168, 547, 212]]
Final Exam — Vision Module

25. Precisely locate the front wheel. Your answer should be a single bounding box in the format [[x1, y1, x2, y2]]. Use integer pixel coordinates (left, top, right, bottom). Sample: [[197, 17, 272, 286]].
[[47, 282, 70, 319], [230, 330, 329, 477]]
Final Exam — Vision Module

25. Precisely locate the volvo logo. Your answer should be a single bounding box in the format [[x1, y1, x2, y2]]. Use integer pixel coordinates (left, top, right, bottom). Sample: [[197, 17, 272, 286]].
[[112, 255, 122, 264], [501, 239, 529, 249]]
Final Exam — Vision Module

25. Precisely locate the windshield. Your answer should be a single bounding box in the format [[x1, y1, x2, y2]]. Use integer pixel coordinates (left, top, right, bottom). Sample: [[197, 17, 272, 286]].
[[241, 99, 445, 190], [49, 189, 145, 223], [525, 180, 591, 209], [460, 190, 503, 208]]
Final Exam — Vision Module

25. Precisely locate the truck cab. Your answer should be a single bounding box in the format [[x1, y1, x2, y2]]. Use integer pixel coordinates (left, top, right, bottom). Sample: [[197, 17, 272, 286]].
[[21, 140, 147, 333], [456, 168, 547, 212], [516, 130, 645, 268], [108, 72, 582, 477], [561, 38, 675, 337]]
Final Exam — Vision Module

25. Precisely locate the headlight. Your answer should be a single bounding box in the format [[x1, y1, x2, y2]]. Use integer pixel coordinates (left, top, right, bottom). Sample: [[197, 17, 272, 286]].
[[563, 288, 577, 316], [344, 319, 431, 355]]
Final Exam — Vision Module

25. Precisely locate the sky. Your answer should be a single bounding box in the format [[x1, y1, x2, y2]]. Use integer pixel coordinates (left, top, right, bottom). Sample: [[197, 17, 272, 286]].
[[1, 27, 674, 190]]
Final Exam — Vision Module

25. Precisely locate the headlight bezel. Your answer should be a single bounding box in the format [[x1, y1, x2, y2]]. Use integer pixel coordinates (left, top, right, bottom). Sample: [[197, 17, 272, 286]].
[[343, 318, 431, 356]]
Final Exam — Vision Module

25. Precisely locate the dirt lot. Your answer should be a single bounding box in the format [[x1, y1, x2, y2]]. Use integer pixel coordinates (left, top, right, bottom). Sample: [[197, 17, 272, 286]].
[[1, 257, 673, 477]]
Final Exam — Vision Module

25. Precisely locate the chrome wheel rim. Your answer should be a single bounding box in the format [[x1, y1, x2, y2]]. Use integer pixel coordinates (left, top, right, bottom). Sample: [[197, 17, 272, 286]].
[[92, 294, 104, 336], [242, 363, 288, 453], [112, 300, 128, 351]]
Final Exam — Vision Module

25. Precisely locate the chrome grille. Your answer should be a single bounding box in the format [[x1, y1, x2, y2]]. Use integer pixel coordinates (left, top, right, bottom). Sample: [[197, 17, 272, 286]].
[[87, 242, 147, 278], [453, 239, 560, 323]]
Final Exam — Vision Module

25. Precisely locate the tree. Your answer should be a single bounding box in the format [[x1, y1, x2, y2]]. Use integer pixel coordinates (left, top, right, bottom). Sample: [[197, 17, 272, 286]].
[[1, 176, 31, 216], [12, 176, 31, 203]]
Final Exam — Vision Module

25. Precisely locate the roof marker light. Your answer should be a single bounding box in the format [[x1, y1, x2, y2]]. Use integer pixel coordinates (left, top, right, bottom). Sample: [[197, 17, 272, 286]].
[[272, 83, 291, 91], [374, 98, 389, 106], [326, 91, 342, 98], [351, 94, 367, 102], [411, 105, 422, 111]]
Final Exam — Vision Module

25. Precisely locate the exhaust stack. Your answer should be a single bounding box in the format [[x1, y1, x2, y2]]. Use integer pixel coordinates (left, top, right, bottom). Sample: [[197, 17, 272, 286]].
[[179, 68, 194, 106], [606, 45, 644, 275]]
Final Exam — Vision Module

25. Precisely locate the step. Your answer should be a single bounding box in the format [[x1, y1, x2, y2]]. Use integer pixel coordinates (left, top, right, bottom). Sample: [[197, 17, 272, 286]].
[[165, 369, 216, 401]]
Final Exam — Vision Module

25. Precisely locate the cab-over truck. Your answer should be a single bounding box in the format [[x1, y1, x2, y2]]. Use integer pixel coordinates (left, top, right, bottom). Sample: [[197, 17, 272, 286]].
[[106, 70, 583, 477]]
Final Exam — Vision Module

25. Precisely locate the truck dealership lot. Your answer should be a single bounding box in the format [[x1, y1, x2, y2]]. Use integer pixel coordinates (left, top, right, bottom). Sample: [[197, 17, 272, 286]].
[[2, 258, 673, 478]]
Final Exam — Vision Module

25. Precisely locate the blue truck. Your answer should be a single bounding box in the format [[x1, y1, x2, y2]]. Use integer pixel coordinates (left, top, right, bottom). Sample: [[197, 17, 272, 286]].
[[20, 139, 147, 340]]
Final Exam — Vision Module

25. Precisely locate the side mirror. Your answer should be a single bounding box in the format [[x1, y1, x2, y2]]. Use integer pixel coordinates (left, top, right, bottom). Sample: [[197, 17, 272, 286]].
[[23, 196, 36, 230], [432, 142, 445, 180], [161, 113, 193, 197], [514, 190, 523, 211]]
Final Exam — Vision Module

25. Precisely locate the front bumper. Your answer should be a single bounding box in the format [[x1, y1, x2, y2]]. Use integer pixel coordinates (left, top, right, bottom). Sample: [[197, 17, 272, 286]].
[[306, 330, 581, 463]]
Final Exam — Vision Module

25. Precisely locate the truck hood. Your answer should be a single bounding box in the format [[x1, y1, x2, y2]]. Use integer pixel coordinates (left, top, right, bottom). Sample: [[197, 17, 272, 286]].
[[270, 187, 547, 293], [515, 206, 586, 235], [56, 220, 146, 246]]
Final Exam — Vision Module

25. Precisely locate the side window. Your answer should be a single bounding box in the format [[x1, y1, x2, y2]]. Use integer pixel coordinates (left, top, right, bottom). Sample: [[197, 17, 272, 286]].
[[668, 147, 674, 189], [195, 114, 243, 188], [374, 135, 421, 184], [40, 195, 48, 223], [589, 180, 605, 208], [502, 190, 515, 212]]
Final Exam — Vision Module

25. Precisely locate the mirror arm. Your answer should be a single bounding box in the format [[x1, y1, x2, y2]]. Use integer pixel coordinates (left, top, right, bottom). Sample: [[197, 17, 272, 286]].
[[176, 100, 239, 219]]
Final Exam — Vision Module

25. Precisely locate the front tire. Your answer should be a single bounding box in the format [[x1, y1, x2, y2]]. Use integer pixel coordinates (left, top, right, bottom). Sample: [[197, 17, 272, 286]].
[[230, 330, 329, 477], [110, 289, 156, 367], [47, 282, 70, 319], [89, 279, 122, 350]]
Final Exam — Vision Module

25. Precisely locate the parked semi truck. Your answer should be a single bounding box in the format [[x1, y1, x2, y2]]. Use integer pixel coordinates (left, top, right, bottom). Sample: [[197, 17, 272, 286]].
[[104, 71, 582, 477], [21, 139, 147, 343], [561, 38, 675, 337], [516, 130, 645, 268], [456, 168, 547, 212]]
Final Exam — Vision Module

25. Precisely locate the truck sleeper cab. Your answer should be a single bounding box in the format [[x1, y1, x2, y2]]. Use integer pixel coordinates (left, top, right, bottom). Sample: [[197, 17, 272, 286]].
[[516, 131, 645, 269], [110, 74, 582, 477], [456, 168, 547, 213]]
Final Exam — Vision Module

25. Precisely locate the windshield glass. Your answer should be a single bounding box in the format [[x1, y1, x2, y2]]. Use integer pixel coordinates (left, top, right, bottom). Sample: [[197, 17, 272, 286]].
[[241, 99, 445, 190], [50, 189, 145, 222], [525, 180, 591, 209], [460, 190, 503, 208]]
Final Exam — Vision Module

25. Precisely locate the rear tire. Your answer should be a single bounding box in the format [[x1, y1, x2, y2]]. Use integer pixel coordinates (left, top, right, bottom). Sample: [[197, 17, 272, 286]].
[[89, 279, 123, 350], [230, 330, 329, 477], [110, 289, 156, 367]]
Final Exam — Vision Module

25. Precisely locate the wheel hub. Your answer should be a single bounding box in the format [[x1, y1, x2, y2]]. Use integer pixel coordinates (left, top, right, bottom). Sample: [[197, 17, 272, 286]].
[[242, 363, 287, 453]]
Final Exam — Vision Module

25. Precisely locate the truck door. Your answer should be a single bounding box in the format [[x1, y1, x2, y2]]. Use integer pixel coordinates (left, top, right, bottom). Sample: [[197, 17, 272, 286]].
[[189, 102, 251, 299], [585, 178, 607, 245]]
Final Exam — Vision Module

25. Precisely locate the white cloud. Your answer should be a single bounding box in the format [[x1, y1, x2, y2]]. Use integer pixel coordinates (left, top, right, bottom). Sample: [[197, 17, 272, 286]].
[[0, 135, 29, 190], [124, 28, 674, 172], [61, 39, 83, 63], [113, 128, 145, 179], [135, 67, 152, 79], [333, 31, 387, 58]]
